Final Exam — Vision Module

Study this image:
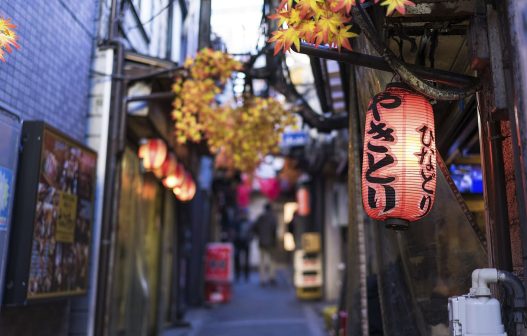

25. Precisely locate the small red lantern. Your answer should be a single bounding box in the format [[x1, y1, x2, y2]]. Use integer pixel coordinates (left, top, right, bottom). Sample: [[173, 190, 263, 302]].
[[173, 173, 196, 202], [163, 162, 185, 189], [296, 186, 310, 216], [138, 139, 167, 170], [184, 179, 196, 201], [154, 153, 176, 178], [361, 83, 436, 230]]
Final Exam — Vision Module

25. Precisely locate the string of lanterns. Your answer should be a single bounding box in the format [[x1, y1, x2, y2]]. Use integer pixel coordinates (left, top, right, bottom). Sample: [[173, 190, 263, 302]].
[[138, 138, 196, 202]]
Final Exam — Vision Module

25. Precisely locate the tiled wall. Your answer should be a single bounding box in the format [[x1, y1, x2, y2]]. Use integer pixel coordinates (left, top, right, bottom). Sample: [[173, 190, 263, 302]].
[[0, 1, 98, 335]]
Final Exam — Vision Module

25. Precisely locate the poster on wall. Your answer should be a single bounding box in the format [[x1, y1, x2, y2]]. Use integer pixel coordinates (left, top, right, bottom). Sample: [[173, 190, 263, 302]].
[[4, 121, 97, 305], [0, 108, 21, 307]]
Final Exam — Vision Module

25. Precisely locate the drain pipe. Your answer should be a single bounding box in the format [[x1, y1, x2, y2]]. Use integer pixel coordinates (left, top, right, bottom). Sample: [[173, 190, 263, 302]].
[[450, 268, 527, 336], [497, 270, 527, 336]]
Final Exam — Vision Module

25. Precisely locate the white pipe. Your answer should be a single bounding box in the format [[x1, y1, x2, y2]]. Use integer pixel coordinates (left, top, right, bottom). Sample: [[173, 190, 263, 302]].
[[470, 269, 481, 295], [473, 268, 499, 297]]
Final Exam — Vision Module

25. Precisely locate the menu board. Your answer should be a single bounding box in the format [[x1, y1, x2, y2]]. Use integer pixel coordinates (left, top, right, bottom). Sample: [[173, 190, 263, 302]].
[[3, 121, 97, 304], [26, 128, 96, 299]]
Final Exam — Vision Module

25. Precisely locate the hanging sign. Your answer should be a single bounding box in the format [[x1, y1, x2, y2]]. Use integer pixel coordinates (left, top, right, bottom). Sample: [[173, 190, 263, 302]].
[[361, 83, 436, 230]]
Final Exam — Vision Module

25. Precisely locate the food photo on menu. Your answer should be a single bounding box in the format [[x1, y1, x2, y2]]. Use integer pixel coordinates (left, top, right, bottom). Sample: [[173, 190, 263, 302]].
[[27, 130, 96, 299]]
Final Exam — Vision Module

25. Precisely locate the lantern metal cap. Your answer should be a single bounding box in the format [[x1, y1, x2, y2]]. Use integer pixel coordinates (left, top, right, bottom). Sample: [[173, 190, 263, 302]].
[[385, 218, 409, 231]]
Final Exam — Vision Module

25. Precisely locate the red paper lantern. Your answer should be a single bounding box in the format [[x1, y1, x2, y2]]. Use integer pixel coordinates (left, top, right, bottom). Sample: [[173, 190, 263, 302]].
[[361, 83, 436, 230], [173, 173, 196, 202], [138, 139, 167, 170], [163, 162, 185, 189], [153, 153, 176, 178], [296, 187, 310, 216]]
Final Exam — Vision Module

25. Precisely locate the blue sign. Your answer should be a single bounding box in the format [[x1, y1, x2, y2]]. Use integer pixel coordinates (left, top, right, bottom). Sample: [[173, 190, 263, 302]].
[[281, 131, 308, 147], [0, 166, 13, 231]]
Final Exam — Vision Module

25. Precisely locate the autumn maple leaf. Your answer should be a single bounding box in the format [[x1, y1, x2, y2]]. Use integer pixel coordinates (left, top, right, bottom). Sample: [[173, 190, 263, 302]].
[[269, 28, 301, 55], [296, 0, 325, 18], [333, 25, 357, 51], [0, 17, 20, 63], [332, 0, 366, 14], [314, 15, 340, 46], [298, 20, 317, 41], [268, 9, 291, 27], [277, 0, 294, 10], [380, 0, 415, 15]]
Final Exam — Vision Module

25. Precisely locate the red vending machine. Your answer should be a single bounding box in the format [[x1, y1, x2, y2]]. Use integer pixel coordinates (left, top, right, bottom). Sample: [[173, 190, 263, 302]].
[[204, 243, 233, 303]]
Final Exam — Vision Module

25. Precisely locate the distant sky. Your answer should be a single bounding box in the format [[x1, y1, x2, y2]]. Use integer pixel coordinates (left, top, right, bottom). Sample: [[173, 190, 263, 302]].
[[211, 0, 264, 54]]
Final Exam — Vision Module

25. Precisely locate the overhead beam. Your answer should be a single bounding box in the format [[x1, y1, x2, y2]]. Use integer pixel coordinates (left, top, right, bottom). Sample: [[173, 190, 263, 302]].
[[294, 43, 479, 89]]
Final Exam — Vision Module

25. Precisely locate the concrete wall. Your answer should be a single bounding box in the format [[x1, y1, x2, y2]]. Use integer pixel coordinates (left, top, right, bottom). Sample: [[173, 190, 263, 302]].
[[0, 1, 98, 335]]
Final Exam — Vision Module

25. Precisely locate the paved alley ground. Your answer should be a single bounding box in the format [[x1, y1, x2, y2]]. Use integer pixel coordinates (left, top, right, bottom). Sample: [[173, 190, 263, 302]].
[[164, 269, 328, 336]]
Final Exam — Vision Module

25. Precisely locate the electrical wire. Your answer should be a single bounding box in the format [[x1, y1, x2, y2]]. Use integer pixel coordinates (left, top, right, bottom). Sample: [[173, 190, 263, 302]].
[[128, 0, 175, 31], [57, 0, 96, 39]]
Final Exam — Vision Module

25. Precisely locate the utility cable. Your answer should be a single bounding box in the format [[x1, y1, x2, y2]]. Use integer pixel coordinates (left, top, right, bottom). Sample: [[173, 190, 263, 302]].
[[57, 0, 96, 39], [128, 0, 175, 30]]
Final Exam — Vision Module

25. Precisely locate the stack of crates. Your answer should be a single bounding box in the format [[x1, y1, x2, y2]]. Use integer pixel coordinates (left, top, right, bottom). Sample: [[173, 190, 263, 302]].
[[294, 232, 323, 299]]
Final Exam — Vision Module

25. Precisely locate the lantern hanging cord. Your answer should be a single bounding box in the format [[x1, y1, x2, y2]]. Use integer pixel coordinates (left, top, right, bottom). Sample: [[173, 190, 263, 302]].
[[352, 1, 479, 101]]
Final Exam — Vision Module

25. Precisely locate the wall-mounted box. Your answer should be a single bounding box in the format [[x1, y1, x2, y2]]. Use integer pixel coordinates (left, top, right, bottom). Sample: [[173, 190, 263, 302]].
[[4, 121, 97, 305]]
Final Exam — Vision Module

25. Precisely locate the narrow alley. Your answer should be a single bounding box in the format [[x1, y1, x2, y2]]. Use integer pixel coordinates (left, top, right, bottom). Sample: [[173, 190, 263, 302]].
[[165, 270, 326, 336], [3, 0, 527, 336]]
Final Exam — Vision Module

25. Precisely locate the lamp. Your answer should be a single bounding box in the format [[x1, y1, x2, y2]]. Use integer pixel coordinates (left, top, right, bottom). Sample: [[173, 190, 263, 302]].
[[162, 162, 185, 189], [361, 83, 436, 230], [138, 139, 167, 170]]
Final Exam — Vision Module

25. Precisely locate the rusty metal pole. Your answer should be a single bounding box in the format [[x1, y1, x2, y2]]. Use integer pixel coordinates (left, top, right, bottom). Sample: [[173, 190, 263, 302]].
[[346, 65, 369, 336]]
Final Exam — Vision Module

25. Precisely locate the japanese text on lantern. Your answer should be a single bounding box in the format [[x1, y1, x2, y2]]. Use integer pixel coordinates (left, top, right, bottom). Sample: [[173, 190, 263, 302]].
[[365, 92, 400, 214], [415, 125, 435, 217]]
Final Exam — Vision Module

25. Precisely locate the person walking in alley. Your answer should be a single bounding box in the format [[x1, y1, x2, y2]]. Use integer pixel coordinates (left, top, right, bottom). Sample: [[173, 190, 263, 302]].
[[253, 203, 278, 286], [234, 208, 252, 281]]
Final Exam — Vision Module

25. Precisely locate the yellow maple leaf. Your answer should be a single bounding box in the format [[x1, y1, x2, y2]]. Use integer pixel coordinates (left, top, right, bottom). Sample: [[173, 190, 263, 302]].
[[296, 0, 325, 18], [333, 25, 357, 51], [268, 28, 301, 54], [326, 11, 350, 27], [380, 0, 415, 15], [298, 20, 317, 42], [0, 17, 19, 62], [314, 15, 340, 46], [288, 8, 303, 26]]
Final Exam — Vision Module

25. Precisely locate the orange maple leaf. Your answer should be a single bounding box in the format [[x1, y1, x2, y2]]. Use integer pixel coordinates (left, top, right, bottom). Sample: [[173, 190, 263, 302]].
[[269, 28, 301, 55], [333, 25, 357, 51], [268, 9, 291, 27], [380, 0, 415, 15], [332, 0, 366, 14], [0, 17, 20, 63]]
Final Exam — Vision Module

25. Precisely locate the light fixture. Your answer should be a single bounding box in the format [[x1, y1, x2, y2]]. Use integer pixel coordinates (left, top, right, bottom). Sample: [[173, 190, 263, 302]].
[[361, 83, 436, 230], [163, 162, 185, 189], [138, 138, 167, 170]]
